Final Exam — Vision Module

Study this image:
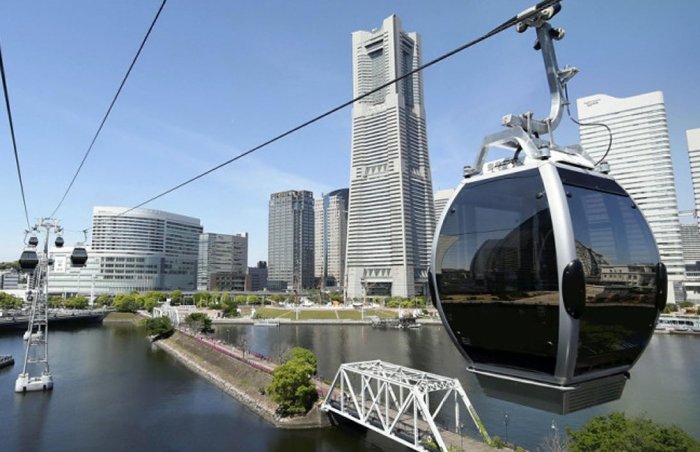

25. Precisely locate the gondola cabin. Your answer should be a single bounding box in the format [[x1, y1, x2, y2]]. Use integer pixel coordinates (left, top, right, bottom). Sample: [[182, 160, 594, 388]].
[[430, 128, 666, 414], [70, 247, 88, 268], [19, 249, 39, 272], [430, 2, 667, 414]]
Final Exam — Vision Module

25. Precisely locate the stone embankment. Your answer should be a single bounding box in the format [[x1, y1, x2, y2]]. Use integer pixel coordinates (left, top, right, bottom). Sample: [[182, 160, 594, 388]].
[[154, 330, 331, 429]]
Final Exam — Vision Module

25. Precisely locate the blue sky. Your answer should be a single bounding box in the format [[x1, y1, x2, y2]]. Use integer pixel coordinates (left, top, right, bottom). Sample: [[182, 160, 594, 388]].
[[1, 1, 698, 264]]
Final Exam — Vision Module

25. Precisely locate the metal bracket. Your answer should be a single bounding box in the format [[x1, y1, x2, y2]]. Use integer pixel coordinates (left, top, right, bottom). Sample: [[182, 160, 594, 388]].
[[504, 4, 578, 139], [469, 127, 549, 176]]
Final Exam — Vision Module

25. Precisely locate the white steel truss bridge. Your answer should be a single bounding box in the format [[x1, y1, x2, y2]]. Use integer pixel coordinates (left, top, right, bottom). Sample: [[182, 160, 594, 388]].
[[321, 360, 491, 451]]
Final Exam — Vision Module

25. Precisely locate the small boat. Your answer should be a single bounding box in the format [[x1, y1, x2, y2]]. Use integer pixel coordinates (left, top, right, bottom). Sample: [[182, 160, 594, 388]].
[[0, 355, 14, 369], [655, 314, 700, 334], [254, 319, 280, 327]]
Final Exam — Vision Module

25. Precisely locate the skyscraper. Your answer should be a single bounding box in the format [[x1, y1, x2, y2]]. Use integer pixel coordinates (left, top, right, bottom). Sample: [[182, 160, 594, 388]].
[[197, 232, 248, 291], [268, 190, 315, 291], [433, 188, 454, 224], [315, 188, 349, 288], [577, 91, 685, 302], [687, 128, 700, 222], [345, 16, 434, 299]]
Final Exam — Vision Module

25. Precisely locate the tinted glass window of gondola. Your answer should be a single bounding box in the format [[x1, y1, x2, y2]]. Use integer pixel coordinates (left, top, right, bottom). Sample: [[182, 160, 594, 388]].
[[435, 169, 559, 374], [560, 168, 659, 376]]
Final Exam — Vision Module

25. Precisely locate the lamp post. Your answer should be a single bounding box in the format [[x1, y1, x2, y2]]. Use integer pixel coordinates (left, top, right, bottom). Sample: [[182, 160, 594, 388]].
[[504, 412, 510, 444]]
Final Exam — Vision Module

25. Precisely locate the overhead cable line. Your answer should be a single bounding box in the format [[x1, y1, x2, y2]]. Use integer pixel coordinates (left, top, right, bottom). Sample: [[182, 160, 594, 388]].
[[0, 41, 31, 228], [118, 0, 561, 217], [50, 0, 168, 218]]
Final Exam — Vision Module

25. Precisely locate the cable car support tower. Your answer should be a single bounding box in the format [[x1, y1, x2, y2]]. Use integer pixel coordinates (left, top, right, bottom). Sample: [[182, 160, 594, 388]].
[[15, 218, 90, 392], [15, 219, 62, 392]]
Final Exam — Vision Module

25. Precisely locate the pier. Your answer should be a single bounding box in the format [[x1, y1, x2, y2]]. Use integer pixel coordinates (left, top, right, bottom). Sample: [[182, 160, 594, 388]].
[[0, 309, 107, 331]]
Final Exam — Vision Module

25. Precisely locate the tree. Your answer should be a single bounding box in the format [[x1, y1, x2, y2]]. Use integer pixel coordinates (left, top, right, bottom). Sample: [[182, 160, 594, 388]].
[[184, 312, 213, 333], [663, 303, 679, 313], [281, 346, 317, 374], [267, 358, 318, 416], [247, 294, 260, 305], [221, 296, 240, 318], [193, 291, 211, 307], [234, 294, 247, 304], [48, 295, 64, 309], [113, 293, 140, 312], [0, 261, 20, 271], [0, 292, 23, 310], [65, 296, 88, 310], [170, 289, 183, 305], [95, 294, 112, 307], [142, 298, 159, 313], [144, 316, 174, 340], [567, 412, 700, 452]]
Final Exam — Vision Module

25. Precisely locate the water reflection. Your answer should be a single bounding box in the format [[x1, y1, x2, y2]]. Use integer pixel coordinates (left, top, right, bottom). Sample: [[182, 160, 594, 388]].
[[214, 324, 700, 450], [0, 325, 697, 451]]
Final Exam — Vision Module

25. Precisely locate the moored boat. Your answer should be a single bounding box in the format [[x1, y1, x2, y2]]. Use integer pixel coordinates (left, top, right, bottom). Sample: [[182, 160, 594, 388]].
[[253, 319, 280, 327], [0, 354, 14, 369], [655, 314, 700, 335]]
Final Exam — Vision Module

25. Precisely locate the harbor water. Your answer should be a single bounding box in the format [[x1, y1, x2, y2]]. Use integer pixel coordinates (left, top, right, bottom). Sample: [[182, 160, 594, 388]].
[[0, 323, 698, 451]]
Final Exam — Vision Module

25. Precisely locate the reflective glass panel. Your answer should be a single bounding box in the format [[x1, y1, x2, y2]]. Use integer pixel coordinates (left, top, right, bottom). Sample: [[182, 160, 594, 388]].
[[560, 168, 660, 376], [435, 169, 559, 375]]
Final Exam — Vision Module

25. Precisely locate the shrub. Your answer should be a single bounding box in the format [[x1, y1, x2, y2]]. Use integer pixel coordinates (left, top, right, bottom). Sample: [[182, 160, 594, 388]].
[[184, 312, 213, 333], [144, 316, 174, 340], [567, 412, 700, 452]]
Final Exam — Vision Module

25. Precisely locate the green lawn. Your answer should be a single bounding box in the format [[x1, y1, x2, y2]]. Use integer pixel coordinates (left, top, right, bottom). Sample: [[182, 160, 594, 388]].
[[251, 306, 396, 321], [298, 310, 338, 320], [254, 307, 293, 319], [103, 312, 139, 322], [336, 310, 362, 320], [364, 309, 397, 319]]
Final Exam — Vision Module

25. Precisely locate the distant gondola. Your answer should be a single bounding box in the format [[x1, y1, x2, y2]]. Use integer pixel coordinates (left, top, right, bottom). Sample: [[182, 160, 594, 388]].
[[70, 246, 88, 267], [19, 249, 39, 272], [429, 4, 666, 414]]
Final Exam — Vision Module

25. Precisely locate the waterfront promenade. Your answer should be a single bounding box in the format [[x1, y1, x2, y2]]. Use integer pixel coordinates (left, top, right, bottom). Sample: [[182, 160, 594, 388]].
[[155, 327, 331, 429]]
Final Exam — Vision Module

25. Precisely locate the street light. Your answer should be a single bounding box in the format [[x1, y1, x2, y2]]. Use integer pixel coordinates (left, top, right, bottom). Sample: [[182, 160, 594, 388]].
[[504, 412, 510, 444]]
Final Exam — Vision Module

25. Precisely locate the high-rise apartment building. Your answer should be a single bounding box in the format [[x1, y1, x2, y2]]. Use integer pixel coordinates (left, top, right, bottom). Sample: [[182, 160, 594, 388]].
[[315, 189, 349, 288], [0, 270, 18, 290], [577, 91, 685, 302], [49, 206, 202, 294], [197, 232, 248, 291], [345, 16, 435, 299], [681, 224, 700, 265], [245, 261, 268, 292], [268, 190, 314, 291], [687, 128, 700, 222], [681, 222, 700, 300], [433, 188, 454, 224]]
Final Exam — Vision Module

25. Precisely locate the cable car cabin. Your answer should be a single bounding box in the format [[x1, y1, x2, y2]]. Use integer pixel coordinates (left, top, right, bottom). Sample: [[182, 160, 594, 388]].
[[70, 247, 88, 268], [19, 249, 39, 272], [430, 128, 667, 414]]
